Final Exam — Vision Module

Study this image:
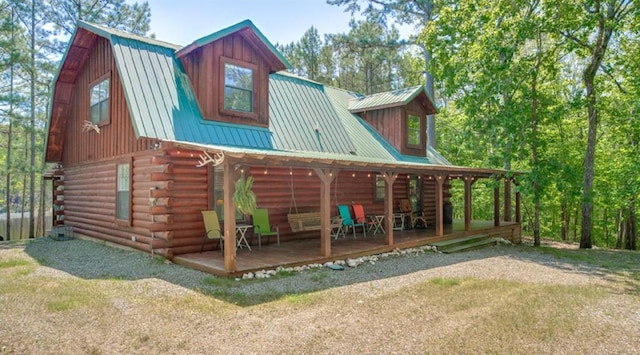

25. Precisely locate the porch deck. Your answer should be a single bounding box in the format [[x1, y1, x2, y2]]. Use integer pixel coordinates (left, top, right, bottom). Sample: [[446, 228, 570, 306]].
[[173, 219, 520, 277]]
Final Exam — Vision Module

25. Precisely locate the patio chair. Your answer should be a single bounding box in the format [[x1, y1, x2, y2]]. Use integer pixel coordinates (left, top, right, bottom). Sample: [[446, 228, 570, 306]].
[[200, 210, 223, 254], [338, 204, 366, 238], [412, 210, 428, 229], [351, 204, 376, 236], [330, 216, 345, 239], [397, 199, 413, 229], [252, 208, 280, 248]]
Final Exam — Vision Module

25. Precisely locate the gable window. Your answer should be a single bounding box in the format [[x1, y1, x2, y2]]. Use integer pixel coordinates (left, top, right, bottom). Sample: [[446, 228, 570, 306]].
[[224, 62, 254, 113], [407, 113, 422, 147], [90, 77, 110, 124], [116, 162, 131, 223]]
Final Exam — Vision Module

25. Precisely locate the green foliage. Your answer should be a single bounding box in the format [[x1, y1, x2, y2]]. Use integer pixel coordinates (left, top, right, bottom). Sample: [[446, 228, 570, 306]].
[[233, 174, 257, 216]]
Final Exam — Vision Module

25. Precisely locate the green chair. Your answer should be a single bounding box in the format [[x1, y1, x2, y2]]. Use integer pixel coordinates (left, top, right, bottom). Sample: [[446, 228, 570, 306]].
[[338, 204, 366, 238], [252, 208, 280, 249], [200, 210, 223, 254]]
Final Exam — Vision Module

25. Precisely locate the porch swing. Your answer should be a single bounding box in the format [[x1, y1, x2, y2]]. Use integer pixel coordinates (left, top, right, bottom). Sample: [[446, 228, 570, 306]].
[[286, 168, 322, 232]]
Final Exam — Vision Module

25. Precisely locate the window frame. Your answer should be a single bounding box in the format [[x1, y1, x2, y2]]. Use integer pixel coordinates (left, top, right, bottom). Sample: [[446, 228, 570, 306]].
[[210, 164, 244, 222], [405, 111, 423, 148], [115, 158, 132, 226], [219, 57, 258, 120], [374, 174, 385, 202], [89, 73, 111, 126]]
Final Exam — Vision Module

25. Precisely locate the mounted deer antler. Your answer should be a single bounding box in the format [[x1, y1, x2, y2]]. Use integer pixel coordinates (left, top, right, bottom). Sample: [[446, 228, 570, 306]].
[[82, 120, 101, 133], [196, 151, 224, 167]]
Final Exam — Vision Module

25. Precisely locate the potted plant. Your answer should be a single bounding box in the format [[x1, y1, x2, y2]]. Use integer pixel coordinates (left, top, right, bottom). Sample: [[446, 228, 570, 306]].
[[233, 174, 257, 219]]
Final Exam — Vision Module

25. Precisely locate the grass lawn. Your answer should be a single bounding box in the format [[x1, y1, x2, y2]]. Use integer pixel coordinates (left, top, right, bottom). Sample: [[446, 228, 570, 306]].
[[0, 237, 638, 354]]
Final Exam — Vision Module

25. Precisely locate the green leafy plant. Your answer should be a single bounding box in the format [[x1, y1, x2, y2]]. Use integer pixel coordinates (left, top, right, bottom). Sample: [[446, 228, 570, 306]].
[[233, 174, 257, 216]]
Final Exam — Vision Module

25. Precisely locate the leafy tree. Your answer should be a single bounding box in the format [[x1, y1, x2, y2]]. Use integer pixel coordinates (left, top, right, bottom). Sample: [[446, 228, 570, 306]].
[[551, 0, 638, 248]]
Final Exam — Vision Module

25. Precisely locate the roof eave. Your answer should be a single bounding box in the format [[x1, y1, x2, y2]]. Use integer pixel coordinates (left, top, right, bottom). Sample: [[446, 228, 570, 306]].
[[175, 19, 291, 71]]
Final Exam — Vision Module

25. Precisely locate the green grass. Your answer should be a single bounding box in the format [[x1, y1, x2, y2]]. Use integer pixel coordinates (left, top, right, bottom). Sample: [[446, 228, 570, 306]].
[[0, 258, 32, 269], [538, 245, 640, 274]]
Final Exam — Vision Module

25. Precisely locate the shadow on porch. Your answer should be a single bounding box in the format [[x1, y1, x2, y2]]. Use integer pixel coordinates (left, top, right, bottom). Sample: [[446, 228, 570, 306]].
[[173, 219, 520, 277]]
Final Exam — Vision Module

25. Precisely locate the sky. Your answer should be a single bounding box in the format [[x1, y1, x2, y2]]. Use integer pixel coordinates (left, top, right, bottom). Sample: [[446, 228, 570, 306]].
[[144, 0, 413, 46]]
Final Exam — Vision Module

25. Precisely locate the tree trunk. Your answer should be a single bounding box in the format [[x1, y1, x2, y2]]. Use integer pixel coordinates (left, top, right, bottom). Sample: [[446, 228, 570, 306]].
[[28, 0, 37, 238], [561, 201, 569, 241], [4, 7, 16, 241], [531, 56, 540, 247], [580, 77, 597, 248], [624, 200, 636, 250]]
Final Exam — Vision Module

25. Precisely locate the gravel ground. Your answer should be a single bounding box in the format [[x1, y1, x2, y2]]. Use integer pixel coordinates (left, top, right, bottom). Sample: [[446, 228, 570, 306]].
[[1, 237, 639, 354]]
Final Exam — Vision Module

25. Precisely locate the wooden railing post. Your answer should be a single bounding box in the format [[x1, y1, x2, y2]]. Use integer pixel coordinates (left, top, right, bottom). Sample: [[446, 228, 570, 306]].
[[382, 172, 398, 246], [494, 178, 500, 227], [314, 168, 337, 257]]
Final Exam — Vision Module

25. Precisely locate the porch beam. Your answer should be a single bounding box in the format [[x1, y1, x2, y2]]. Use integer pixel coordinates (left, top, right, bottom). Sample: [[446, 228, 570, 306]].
[[515, 183, 522, 223], [222, 160, 238, 272], [314, 168, 338, 257], [504, 178, 512, 222], [435, 174, 447, 236], [493, 178, 500, 227], [382, 171, 398, 246]]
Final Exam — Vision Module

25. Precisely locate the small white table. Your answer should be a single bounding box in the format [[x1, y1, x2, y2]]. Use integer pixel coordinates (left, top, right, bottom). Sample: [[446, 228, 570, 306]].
[[371, 215, 385, 234], [393, 214, 405, 231], [235, 224, 253, 250]]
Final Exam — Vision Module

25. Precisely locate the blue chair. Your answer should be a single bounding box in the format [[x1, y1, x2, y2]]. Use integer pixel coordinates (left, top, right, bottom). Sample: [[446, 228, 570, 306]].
[[337, 205, 366, 238]]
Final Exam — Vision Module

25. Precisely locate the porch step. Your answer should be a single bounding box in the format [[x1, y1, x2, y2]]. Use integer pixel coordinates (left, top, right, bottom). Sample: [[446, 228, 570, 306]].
[[429, 234, 498, 254]]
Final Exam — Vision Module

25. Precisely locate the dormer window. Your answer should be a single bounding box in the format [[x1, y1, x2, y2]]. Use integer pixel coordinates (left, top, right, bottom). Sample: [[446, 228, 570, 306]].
[[406, 113, 422, 147], [221, 57, 257, 117], [90, 76, 110, 124]]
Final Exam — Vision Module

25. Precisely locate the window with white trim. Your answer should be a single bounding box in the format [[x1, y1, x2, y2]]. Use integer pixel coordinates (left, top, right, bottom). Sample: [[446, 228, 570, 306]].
[[90, 78, 110, 124], [224, 63, 254, 113], [116, 163, 130, 221]]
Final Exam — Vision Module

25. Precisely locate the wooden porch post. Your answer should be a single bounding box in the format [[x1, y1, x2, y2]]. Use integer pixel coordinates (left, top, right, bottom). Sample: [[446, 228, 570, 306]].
[[435, 174, 446, 236], [222, 160, 237, 272], [382, 172, 398, 246], [493, 178, 500, 227], [464, 177, 474, 232], [504, 178, 512, 222], [515, 182, 522, 223], [314, 168, 337, 257]]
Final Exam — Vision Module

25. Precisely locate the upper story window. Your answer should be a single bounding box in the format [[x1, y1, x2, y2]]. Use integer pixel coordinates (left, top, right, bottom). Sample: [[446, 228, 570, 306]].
[[407, 113, 422, 147], [90, 77, 110, 124], [224, 62, 254, 113]]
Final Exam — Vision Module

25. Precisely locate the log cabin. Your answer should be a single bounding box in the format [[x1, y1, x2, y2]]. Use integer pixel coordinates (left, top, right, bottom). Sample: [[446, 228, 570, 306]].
[[44, 20, 522, 276]]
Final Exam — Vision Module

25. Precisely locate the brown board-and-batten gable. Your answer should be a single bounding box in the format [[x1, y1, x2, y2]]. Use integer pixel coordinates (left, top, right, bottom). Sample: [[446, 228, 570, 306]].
[[348, 86, 437, 157], [177, 20, 290, 128]]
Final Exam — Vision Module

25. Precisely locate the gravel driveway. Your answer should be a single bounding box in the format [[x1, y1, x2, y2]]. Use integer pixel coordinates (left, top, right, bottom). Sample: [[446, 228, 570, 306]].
[[1, 237, 638, 354]]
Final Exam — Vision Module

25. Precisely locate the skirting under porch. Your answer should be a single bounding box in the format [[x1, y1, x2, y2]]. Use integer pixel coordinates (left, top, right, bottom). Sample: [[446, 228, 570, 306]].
[[172, 220, 521, 277]]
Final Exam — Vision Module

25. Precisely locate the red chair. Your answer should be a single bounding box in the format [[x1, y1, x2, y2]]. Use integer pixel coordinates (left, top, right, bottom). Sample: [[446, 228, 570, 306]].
[[351, 204, 376, 237]]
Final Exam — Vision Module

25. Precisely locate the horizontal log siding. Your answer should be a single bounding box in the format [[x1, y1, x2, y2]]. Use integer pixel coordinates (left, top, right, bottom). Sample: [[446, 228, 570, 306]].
[[63, 154, 166, 256], [62, 36, 151, 167], [180, 32, 270, 126], [251, 168, 411, 242]]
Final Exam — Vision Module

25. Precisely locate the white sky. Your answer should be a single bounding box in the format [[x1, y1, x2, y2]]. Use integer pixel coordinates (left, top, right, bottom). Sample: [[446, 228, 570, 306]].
[[145, 0, 414, 46]]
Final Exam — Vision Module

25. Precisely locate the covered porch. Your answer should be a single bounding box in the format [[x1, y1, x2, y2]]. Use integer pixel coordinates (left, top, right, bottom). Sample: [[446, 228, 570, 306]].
[[173, 219, 521, 277]]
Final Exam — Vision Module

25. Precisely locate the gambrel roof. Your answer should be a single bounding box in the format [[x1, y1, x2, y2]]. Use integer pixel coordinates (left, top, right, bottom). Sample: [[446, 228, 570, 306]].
[[47, 20, 508, 175]]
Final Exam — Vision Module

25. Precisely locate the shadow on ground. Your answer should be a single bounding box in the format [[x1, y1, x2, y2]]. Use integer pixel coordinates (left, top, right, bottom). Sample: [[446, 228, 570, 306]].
[[21, 236, 640, 306]]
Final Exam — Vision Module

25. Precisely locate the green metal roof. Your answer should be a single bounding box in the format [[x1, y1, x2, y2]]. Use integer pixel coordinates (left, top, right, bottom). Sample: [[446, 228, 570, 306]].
[[348, 86, 434, 113], [49, 21, 457, 169], [268, 73, 355, 154], [78, 21, 181, 50], [177, 19, 291, 70]]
